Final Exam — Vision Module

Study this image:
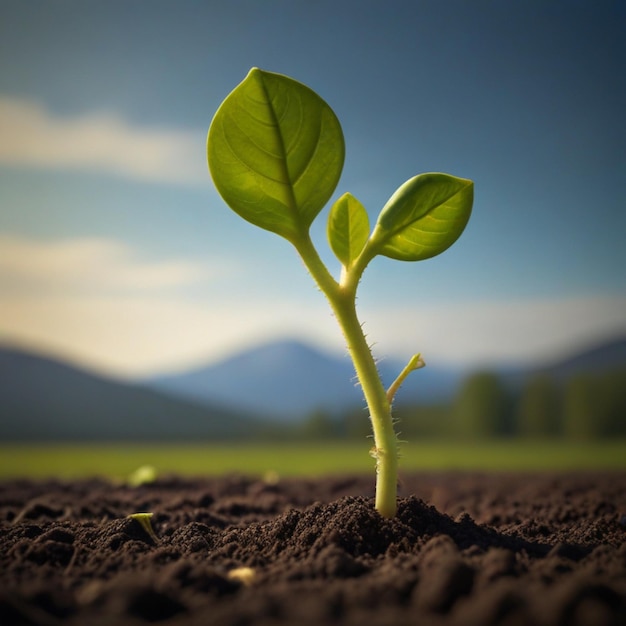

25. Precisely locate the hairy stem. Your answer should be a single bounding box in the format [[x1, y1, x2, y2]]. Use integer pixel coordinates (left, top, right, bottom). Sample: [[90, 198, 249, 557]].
[[294, 234, 398, 517], [334, 296, 398, 517]]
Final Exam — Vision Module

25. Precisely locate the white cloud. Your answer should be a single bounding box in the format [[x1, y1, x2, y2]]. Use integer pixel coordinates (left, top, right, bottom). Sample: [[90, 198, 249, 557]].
[[0, 97, 207, 184], [0, 235, 333, 376], [0, 235, 214, 294], [1, 285, 625, 378], [362, 295, 626, 367], [0, 293, 338, 377], [1, 235, 624, 375]]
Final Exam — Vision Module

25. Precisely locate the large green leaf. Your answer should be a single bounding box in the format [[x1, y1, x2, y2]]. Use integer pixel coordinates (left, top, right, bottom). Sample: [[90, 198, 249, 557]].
[[207, 68, 345, 243], [327, 193, 370, 268], [368, 173, 473, 261]]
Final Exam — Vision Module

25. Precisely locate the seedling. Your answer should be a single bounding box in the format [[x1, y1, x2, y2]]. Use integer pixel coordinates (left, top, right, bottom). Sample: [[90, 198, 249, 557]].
[[127, 464, 158, 487], [128, 512, 159, 543], [227, 567, 257, 586], [207, 68, 473, 517]]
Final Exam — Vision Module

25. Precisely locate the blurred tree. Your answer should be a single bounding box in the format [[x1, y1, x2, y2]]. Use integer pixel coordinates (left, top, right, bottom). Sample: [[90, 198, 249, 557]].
[[300, 409, 338, 440], [562, 374, 598, 439], [452, 371, 509, 438], [561, 367, 626, 439], [601, 370, 626, 436], [341, 407, 373, 440], [516, 374, 560, 438], [392, 404, 452, 439]]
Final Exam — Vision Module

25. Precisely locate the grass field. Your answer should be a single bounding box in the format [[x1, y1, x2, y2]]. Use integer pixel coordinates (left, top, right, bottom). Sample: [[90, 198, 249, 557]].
[[1, 440, 625, 481]]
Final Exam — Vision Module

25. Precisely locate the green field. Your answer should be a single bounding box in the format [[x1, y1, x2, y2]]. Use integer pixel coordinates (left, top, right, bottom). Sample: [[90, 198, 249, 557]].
[[1, 440, 625, 481]]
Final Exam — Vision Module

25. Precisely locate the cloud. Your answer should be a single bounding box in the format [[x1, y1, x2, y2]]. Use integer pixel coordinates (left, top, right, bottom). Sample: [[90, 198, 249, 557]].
[[0, 235, 216, 294], [0, 235, 316, 377], [1, 235, 625, 375], [0, 97, 207, 184], [0, 293, 337, 377], [362, 296, 626, 367], [2, 274, 625, 377]]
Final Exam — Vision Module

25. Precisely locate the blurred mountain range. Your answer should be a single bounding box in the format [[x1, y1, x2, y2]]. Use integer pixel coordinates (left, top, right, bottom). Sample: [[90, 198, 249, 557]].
[[146, 336, 626, 420], [147, 339, 462, 421], [533, 336, 626, 378], [0, 347, 259, 441], [1, 335, 625, 441]]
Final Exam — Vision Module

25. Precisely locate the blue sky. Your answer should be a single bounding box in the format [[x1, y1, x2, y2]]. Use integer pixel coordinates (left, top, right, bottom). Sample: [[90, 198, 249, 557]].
[[0, 0, 624, 377]]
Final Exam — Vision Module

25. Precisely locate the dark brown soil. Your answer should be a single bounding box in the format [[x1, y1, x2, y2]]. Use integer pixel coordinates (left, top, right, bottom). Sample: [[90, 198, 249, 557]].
[[1, 472, 625, 625]]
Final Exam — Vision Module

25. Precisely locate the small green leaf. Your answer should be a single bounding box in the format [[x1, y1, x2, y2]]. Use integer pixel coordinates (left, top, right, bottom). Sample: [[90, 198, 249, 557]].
[[327, 193, 370, 267], [369, 173, 473, 261], [128, 512, 159, 543], [127, 464, 157, 487], [208, 68, 345, 243]]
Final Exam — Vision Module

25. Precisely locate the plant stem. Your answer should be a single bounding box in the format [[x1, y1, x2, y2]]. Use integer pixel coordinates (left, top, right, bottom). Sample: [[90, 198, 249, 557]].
[[334, 296, 398, 518], [294, 235, 398, 518]]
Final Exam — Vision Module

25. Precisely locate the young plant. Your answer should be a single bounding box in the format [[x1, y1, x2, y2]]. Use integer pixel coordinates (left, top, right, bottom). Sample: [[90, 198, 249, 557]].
[[128, 512, 159, 543], [207, 68, 473, 518]]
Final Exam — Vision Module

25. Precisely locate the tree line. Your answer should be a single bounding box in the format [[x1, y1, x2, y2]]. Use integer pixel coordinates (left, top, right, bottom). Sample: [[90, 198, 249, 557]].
[[292, 368, 626, 441]]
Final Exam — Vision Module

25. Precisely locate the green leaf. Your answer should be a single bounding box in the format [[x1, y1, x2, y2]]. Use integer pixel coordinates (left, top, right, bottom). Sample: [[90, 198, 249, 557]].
[[207, 68, 345, 243], [327, 192, 370, 267], [369, 173, 473, 261]]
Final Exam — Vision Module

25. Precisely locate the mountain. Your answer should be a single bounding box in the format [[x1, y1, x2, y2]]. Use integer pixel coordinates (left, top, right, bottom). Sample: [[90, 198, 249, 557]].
[[5, 335, 623, 441], [0, 346, 259, 441], [147, 339, 463, 421], [541, 335, 626, 378], [500, 335, 626, 390]]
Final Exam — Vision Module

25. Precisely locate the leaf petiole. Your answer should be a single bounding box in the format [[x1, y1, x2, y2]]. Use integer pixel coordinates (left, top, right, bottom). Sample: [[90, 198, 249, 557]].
[[386, 354, 426, 405]]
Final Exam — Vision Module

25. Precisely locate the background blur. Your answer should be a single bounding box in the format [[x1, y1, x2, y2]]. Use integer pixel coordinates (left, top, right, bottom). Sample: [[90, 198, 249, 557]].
[[1, 1, 625, 449]]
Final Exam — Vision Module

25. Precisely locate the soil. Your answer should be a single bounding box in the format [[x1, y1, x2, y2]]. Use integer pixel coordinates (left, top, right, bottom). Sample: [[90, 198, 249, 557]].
[[1, 472, 625, 626]]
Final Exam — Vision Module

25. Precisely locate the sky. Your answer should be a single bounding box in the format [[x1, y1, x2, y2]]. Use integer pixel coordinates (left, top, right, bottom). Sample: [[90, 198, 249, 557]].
[[0, 0, 624, 378]]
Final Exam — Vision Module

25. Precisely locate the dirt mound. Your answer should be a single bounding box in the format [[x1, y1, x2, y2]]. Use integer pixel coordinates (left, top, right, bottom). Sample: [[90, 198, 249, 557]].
[[1, 472, 625, 625]]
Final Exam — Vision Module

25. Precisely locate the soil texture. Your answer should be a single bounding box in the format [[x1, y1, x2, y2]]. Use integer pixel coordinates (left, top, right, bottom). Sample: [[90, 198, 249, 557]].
[[1, 471, 625, 626]]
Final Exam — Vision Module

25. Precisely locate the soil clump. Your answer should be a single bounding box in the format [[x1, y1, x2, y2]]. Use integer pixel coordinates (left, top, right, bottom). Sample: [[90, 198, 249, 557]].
[[1, 472, 625, 625]]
